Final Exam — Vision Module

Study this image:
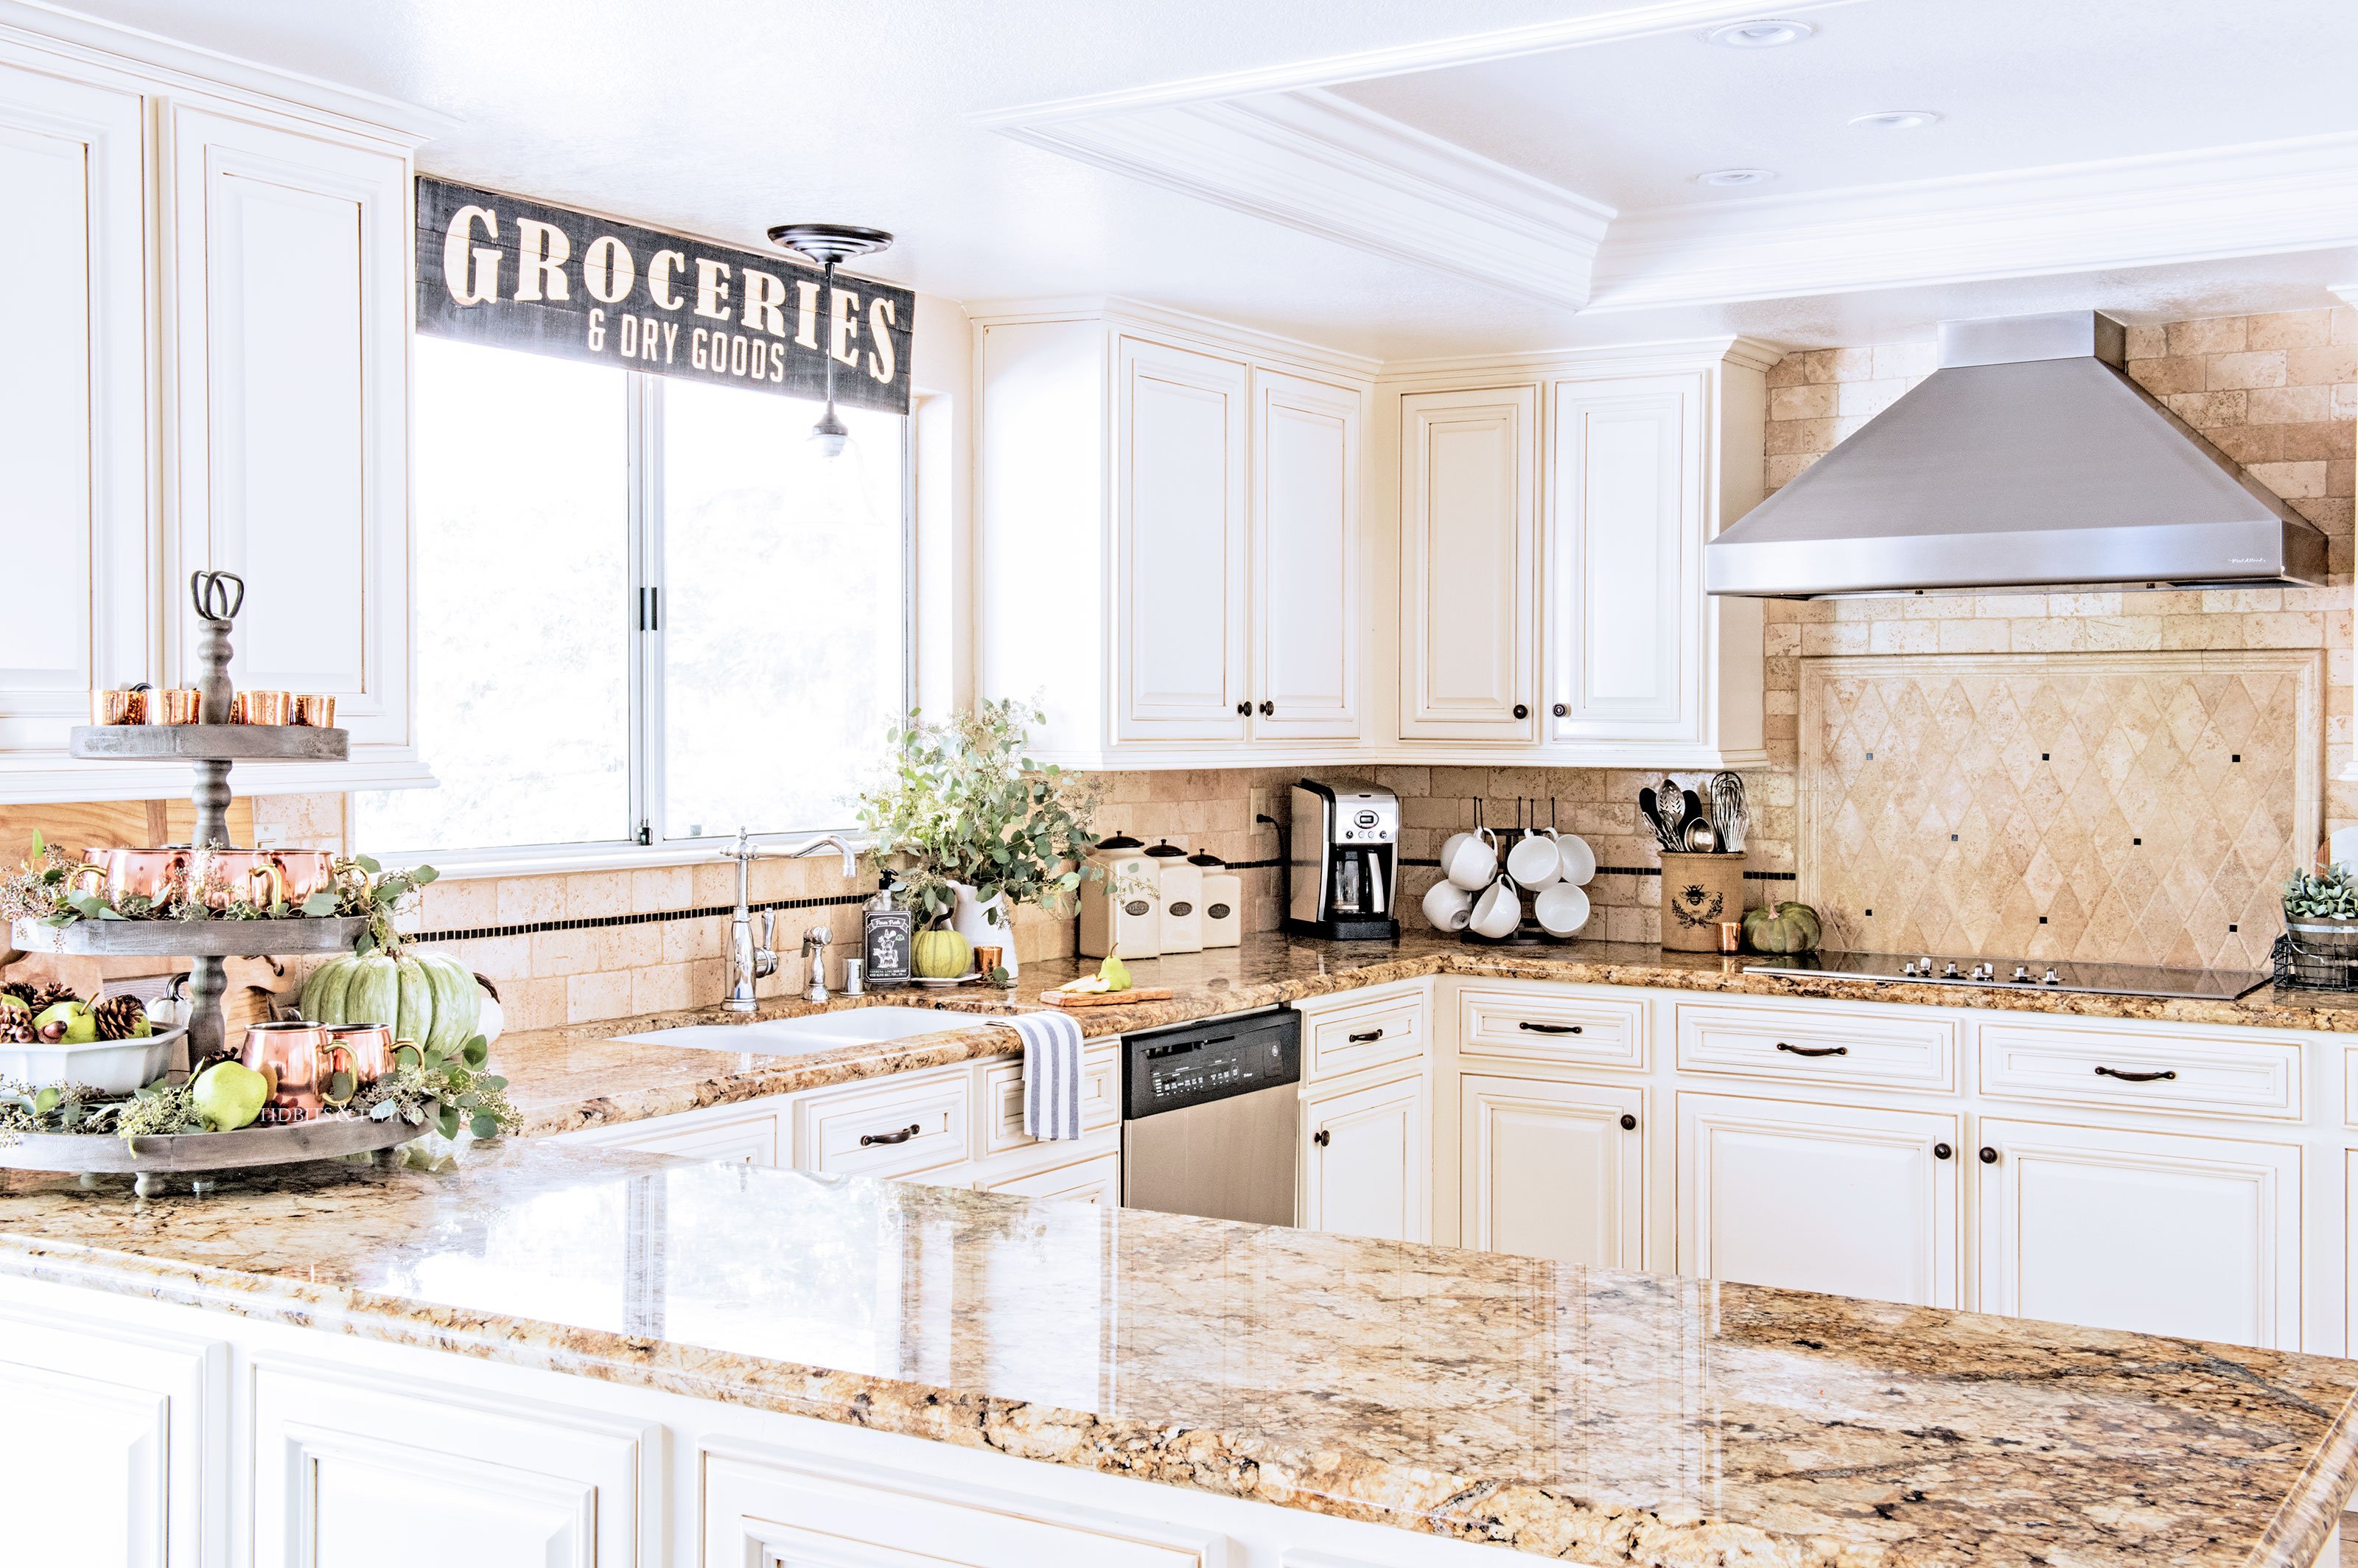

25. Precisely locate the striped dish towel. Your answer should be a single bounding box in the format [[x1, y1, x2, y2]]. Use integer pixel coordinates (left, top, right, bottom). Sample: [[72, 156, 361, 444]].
[[1002, 1010, 1086, 1141]]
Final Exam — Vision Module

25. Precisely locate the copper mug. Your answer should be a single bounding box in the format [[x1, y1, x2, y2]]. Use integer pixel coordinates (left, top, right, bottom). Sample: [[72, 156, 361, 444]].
[[183, 848, 338, 909], [156, 688, 203, 725], [237, 689, 293, 726], [322, 1023, 399, 1085], [239, 1021, 357, 1125], [74, 847, 192, 905], [293, 694, 337, 727], [92, 687, 150, 725]]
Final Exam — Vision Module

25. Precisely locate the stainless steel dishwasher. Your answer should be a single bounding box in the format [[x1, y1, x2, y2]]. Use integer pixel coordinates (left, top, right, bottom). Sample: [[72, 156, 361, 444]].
[[1119, 1008, 1301, 1226]]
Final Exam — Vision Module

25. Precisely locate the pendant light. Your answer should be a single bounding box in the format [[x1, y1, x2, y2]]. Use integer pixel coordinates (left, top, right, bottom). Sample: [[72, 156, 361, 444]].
[[764, 222, 893, 457]]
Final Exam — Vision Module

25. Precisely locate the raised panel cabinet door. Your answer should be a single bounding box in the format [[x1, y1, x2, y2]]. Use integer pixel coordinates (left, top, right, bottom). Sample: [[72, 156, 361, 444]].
[[0, 63, 148, 753], [1547, 374, 1700, 741], [1398, 386, 1538, 741], [1460, 1074, 1644, 1269], [1301, 1073, 1428, 1242], [1679, 1092, 1961, 1308], [170, 105, 412, 747], [1979, 1116, 2300, 1349], [254, 1358, 656, 1567], [1115, 336, 1249, 742], [1251, 368, 1361, 740]]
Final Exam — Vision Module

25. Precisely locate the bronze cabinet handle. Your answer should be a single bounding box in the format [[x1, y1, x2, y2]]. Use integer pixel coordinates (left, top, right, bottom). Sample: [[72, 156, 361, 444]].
[[2094, 1065, 2177, 1083], [1934, 1142, 1953, 1160], [860, 1122, 922, 1147], [1313, 1128, 1330, 1147], [1979, 1146, 1999, 1164], [1518, 1021, 1583, 1035], [1620, 1113, 1637, 1131], [1775, 1041, 1848, 1057], [1346, 1028, 1385, 1043]]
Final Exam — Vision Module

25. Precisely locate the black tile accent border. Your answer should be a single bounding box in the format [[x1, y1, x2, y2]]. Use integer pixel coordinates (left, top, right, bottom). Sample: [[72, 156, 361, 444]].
[[411, 891, 875, 948], [1400, 856, 1794, 883]]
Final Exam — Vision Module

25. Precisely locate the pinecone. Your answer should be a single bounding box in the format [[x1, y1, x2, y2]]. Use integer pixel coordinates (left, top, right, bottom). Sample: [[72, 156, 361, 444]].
[[0, 980, 37, 1009], [0, 1015, 33, 1044], [91, 994, 147, 1041], [21, 982, 75, 1013]]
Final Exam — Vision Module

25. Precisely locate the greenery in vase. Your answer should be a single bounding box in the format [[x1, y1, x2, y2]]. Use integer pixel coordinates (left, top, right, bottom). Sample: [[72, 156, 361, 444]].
[[854, 699, 1103, 927], [2284, 867, 2358, 920]]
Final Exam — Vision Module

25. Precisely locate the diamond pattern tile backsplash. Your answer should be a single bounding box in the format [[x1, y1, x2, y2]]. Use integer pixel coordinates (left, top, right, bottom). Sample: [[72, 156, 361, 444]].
[[1799, 651, 2322, 970]]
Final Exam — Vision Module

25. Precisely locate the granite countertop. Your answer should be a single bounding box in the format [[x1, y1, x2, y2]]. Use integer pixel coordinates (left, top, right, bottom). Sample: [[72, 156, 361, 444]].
[[4, 1142, 2355, 1567], [505, 932, 2358, 1137]]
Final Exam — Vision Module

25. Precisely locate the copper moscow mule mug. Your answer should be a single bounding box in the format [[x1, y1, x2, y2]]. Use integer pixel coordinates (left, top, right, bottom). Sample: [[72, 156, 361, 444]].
[[321, 1023, 397, 1085], [239, 1021, 357, 1125], [74, 847, 192, 905]]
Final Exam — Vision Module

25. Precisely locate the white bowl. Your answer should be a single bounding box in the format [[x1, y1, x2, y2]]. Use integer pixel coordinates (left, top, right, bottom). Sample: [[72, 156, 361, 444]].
[[0, 1023, 183, 1096], [1505, 833, 1561, 887], [1534, 883, 1590, 938]]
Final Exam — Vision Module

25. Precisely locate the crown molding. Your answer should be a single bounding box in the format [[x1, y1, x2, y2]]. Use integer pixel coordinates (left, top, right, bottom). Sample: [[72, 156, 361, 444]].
[[1592, 131, 2358, 312], [1001, 86, 1613, 308], [1374, 332, 1784, 382], [0, 0, 455, 144], [965, 292, 1382, 379]]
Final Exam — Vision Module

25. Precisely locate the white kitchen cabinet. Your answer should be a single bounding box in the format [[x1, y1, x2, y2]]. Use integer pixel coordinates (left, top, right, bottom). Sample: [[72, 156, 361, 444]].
[[0, 58, 149, 760], [1251, 367, 1362, 741], [1460, 1074, 1645, 1269], [979, 1147, 1122, 1204], [564, 1103, 780, 1165], [1116, 336, 1250, 743], [1396, 386, 1538, 742], [1301, 1071, 1429, 1243], [169, 104, 413, 752], [976, 304, 1374, 769], [1679, 1091, 1960, 1308], [1978, 1116, 2301, 1349]]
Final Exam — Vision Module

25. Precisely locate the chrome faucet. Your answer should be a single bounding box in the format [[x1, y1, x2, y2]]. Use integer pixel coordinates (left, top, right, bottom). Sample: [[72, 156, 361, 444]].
[[802, 925, 833, 1004], [717, 827, 865, 1013]]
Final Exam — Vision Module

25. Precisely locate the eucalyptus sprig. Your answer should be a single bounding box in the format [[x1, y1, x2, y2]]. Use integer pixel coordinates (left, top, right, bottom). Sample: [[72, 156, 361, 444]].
[[349, 1033, 517, 1142]]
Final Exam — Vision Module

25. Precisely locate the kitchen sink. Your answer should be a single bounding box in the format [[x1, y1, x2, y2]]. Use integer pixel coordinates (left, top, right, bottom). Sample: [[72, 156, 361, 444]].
[[617, 1007, 996, 1053]]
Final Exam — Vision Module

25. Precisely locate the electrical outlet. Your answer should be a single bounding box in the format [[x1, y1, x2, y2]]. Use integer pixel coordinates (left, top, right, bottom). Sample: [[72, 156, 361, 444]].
[[1249, 786, 1272, 830]]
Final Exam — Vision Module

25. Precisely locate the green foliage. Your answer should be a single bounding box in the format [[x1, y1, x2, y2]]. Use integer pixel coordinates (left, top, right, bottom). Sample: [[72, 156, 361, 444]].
[[0, 839, 436, 942], [2284, 866, 2358, 920], [854, 699, 1103, 926], [349, 1034, 517, 1142]]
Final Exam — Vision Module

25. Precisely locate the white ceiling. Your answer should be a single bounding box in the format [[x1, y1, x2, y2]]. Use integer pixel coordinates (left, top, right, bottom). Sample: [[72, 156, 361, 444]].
[[38, 0, 2358, 357]]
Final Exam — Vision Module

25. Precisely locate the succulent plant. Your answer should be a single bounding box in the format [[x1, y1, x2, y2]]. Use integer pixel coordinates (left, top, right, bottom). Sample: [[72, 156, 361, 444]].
[[2283, 867, 2358, 920]]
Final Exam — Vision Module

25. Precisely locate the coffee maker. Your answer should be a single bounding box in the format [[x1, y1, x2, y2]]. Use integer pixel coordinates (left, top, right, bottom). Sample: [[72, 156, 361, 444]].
[[1287, 779, 1400, 941]]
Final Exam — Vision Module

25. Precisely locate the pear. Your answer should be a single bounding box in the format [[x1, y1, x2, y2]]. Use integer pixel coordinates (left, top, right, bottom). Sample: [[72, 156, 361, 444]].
[[32, 999, 96, 1045], [191, 1060, 269, 1133], [1098, 954, 1133, 993]]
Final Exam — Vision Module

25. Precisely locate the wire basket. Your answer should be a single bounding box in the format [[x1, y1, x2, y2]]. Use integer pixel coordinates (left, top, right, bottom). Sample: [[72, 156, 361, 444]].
[[2273, 927, 2358, 991]]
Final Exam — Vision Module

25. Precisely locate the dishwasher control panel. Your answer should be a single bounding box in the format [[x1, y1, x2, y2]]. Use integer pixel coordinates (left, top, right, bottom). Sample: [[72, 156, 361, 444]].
[[1122, 1009, 1301, 1120]]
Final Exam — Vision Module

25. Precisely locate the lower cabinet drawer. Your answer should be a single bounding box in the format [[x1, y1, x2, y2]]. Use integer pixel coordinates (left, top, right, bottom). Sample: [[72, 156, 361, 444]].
[[548, 1103, 780, 1166], [1458, 987, 1646, 1069], [1304, 990, 1426, 1081], [794, 1071, 970, 1178], [982, 1044, 1119, 1154], [1980, 1022, 2301, 1121], [977, 1147, 1122, 1204], [1675, 1001, 1955, 1091]]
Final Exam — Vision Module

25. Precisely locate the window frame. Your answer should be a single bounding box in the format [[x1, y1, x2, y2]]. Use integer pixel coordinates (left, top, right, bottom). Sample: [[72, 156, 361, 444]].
[[360, 357, 914, 878]]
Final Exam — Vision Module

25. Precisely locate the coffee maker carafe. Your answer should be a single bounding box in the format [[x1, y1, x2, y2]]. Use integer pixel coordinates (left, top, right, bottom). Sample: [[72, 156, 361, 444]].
[[1286, 779, 1400, 941]]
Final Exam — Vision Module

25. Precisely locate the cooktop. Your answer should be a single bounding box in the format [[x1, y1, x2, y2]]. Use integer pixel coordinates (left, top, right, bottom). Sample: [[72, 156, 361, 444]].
[[1741, 949, 2271, 1001]]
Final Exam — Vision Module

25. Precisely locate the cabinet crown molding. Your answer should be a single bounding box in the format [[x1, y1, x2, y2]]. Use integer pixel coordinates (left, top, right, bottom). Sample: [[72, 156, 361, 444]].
[[969, 294, 1382, 383]]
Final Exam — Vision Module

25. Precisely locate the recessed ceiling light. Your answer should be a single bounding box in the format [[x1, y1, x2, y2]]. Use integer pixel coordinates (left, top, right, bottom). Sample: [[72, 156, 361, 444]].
[[1703, 18, 1816, 48], [1850, 109, 1942, 130], [1696, 167, 1777, 187]]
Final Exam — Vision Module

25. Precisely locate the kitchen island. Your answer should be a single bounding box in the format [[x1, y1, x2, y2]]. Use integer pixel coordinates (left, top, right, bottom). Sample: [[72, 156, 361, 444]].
[[4, 1138, 2357, 1568]]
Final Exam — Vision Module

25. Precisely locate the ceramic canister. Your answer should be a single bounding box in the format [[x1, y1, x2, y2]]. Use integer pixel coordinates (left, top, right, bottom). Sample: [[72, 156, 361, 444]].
[[1658, 850, 1747, 953], [1077, 832, 1160, 960], [1192, 853, 1240, 948], [1149, 840, 1202, 954]]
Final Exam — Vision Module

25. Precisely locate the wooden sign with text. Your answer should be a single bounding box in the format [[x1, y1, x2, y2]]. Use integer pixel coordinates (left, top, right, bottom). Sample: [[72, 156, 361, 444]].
[[415, 177, 913, 413]]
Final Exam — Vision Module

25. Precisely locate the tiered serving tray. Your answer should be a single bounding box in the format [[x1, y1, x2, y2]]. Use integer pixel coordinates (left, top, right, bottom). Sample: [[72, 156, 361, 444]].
[[3, 572, 427, 1191]]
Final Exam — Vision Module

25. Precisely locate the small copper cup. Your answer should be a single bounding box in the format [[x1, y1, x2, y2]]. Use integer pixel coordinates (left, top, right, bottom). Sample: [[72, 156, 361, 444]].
[[1717, 919, 1744, 955], [228, 691, 248, 724], [238, 1021, 356, 1124], [974, 945, 1004, 980], [93, 687, 150, 725], [239, 689, 293, 726], [155, 687, 203, 725], [293, 694, 337, 727], [322, 1023, 396, 1085]]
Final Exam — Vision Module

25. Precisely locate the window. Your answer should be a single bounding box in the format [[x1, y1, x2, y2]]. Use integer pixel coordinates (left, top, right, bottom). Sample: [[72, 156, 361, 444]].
[[356, 337, 910, 861]]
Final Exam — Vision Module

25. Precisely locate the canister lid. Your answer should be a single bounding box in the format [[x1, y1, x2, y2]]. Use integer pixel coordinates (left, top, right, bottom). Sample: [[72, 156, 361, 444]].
[[1186, 851, 1224, 867], [1095, 830, 1144, 850], [1144, 840, 1186, 858]]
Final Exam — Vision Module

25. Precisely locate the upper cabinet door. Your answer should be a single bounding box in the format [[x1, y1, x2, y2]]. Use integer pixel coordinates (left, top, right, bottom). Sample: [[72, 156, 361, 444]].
[[1250, 368, 1360, 742], [1399, 387, 1536, 741], [169, 105, 411, 748], [0, 63, 149, 753], [1115, 337, 1250, 743], [1547, 374, 1701, 743]]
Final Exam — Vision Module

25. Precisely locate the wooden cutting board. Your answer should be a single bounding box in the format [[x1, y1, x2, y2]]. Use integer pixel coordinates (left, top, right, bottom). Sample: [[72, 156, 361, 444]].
[[1040, 986, 1175, 1008]]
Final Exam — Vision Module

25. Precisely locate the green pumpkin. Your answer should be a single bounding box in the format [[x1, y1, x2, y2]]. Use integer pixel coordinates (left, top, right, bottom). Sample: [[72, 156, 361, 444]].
[[912, 928, 973, 979], [301, 949, 482, 1050], [1743, 901, 1823, 954]]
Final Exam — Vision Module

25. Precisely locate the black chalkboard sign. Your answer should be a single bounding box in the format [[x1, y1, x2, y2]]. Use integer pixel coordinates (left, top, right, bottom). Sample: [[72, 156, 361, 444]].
[[416, 177, 914, 414], [864, 908, 916, 984]]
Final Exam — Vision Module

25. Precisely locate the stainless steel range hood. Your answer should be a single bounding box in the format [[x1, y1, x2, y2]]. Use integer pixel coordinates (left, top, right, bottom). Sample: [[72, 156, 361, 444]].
[[1705, 312, 2327, 598]]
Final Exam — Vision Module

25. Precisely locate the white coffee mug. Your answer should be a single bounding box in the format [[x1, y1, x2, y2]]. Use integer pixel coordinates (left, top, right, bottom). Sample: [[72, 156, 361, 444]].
[[1421, 878, 1474, 932], [1505, 831, 1562, 888], [1443, 827, 1500, 891], [1553, 831, 1598, 886], [1469, 878, 1522, 939], [1533, 882, 1590, 937]]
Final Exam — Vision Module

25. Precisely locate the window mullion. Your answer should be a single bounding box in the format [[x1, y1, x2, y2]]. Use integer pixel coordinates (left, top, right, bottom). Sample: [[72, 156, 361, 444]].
[[629, 372, 668, 847]]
